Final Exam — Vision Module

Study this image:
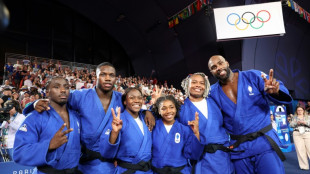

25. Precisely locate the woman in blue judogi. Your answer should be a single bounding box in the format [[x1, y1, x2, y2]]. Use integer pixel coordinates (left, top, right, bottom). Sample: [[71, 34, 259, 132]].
[[100, 87, 152, 174], [151, 95, 203, 174], [179, 73, 234, 174]]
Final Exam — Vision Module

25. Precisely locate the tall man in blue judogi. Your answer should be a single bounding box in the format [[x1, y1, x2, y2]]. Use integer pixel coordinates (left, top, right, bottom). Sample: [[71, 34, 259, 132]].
[[179, 73, 234, 174], [208, 55, 292, 174], [14, 76, 81, 174]]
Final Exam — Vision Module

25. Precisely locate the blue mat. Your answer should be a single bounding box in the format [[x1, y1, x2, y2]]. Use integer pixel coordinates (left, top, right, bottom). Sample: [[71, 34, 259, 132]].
[[284, 151, 310, 174]]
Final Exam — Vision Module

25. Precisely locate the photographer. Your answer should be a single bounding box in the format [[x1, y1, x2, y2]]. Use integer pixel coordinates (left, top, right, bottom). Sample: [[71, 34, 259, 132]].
[[0, 87, 12, 108], [0, 100, 25, 161]]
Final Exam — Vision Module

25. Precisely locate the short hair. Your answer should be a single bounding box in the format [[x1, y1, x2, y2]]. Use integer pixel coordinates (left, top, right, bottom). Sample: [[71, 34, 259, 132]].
[[121, 87, 143, 106], [181, 72, 210, 98], [152, 95, 181, 119], [96, 62, 115, 77], [45, 76, 68, 90]]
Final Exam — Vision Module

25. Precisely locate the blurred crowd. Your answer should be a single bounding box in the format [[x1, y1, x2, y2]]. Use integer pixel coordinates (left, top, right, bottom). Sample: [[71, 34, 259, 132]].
[[1, 59, 185, 110]]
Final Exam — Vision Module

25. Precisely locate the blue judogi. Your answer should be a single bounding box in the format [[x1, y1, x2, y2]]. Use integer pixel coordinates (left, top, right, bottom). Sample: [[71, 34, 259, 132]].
[[179, 98, 233, 174], [23, 88, 124, 174], [100, 110, 152, 174], [14, 106, 81, 174], [152, 119, 203, 174], [210, 69, 292, 174]]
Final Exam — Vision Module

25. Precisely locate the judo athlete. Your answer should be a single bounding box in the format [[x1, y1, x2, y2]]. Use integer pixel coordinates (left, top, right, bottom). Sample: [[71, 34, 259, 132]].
[[100, 87, 152, 174], [179, 72, 234, 174], [13, 76, 81, 174], [151, 95, 204, 174], [208, 55, 292, 174], [24, 62, 155, 174]]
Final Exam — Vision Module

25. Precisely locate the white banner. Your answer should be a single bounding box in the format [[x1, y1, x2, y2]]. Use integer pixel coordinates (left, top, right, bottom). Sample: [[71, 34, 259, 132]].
[[214, 1, 285, 41]]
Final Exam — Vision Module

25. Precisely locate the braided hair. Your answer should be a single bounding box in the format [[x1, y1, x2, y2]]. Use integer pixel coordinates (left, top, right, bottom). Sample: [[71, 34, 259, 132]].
[[181, 72, 210, 98]]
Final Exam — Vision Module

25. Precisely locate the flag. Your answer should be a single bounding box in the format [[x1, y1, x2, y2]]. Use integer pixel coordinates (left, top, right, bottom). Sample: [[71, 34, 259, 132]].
[[294, 2, 298, 13], [188, 6, 192, 16], [290, 0, 294, 10], [287, 0, 291, 7], [196, 0, 202, 11], [191, 4, 195, 15], [306, 12, 310, 23], [174, 16, 179, 25], [299, 7, 304, 18], [168, 19, 174, 28]]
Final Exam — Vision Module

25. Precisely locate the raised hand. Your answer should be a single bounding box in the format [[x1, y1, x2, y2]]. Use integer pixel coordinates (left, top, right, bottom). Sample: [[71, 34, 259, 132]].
[[111, 107, 123, 133], [49, 123, 73, 150], [188, 112, 200, 141], [35, 99, 50, 112], [150, 85, 163, 105], [261, 69, 279, 94]]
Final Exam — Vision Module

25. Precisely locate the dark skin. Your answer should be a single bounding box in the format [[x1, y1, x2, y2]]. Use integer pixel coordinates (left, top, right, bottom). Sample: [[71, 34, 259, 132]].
[[208, 55, 280, 104], [46, 78, 73, 150], [34, 65, 156, 131]]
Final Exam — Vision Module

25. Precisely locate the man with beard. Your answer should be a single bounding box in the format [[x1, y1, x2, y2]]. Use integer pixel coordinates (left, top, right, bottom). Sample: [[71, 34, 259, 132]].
[[178, 72, 234, 174], [23, 62, 155, 174], [208, 55, 292, 174], [14, 77, 81, 174]]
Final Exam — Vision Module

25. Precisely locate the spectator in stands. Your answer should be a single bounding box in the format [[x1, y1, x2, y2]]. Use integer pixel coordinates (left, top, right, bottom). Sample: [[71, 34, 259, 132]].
[[23, 75, 33, 88], [12, 67, 22, 88], [4, 62, 14, 80], [0, 80, 13, 91], [289, 106, 310, 171], [13, 60, 23, 70], [306, 101, 310, 114], [1, 87, 12, 107], [0, 100, 25, 161]]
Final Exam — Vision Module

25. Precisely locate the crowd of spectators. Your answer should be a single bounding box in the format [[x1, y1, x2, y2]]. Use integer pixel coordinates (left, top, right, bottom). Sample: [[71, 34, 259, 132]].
[[1, 59, 185, 111]]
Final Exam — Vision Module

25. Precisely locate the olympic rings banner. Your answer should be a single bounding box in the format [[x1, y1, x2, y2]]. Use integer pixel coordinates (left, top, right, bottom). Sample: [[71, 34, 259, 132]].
[[213, 1, 285, 41]]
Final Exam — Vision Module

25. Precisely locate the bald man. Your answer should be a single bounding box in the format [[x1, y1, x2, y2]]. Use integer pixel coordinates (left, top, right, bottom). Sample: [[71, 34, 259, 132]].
[[208, 55, 292, 174]]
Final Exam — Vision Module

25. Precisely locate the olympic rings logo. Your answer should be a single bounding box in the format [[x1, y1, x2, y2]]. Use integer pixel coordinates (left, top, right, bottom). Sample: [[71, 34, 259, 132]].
[[226, 10, 271, 30]]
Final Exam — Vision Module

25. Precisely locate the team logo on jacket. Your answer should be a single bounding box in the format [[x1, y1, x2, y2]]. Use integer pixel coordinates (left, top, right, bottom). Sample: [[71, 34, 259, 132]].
[[175, 133, 180, 143], [248, 86, 254, 96], [105, 129, 111, 135], [19, 124, 27, 132]]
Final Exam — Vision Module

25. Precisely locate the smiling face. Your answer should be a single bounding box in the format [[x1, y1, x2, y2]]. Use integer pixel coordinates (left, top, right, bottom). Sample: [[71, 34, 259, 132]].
[[124, 89, 143, 116], [159, 99, 177, 125], [189, 74, 205, 99], [208, 55, 231, 82]]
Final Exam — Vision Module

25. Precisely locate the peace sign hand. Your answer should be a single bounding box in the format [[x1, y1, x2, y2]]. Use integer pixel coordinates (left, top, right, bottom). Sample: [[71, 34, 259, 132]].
[[111, 107, 123, 133], [151, 85, 163, 105], [49, 123, 73, 150], [261, 69, 279, 94]]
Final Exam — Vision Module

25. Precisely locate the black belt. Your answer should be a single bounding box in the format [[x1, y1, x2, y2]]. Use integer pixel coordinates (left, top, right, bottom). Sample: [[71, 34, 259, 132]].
[[37, 166, 80, 174], [203, 144, 237, 154], [151, 165, 185, 174], [117, 160, 151, 174], [79, 146, 114, 164], [229, 124, 286, 161]]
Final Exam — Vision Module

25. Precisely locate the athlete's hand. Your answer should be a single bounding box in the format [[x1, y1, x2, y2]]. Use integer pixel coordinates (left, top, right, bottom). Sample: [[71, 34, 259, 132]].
[[111, 107, 122, 133], [150, 85, 163, 105], [261, 69, 279, 94], [49, 123, 73, 150], [188, 112, 200, 141], [35, 99, 50, 112], [145, 111, 155, 132]]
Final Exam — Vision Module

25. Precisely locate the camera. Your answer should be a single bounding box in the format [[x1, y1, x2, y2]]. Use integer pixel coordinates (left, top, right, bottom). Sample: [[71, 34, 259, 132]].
[[0, 103, 13, 123]]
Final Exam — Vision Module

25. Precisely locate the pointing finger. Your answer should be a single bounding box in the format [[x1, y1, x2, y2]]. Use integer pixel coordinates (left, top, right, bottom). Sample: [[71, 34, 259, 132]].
[[269, 69, 274, 82]]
